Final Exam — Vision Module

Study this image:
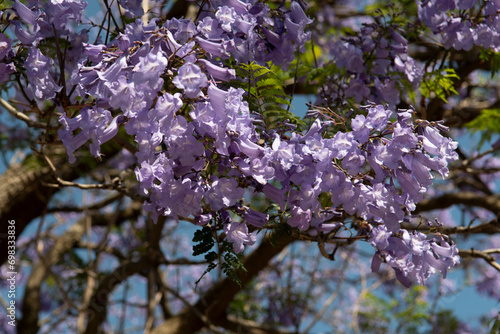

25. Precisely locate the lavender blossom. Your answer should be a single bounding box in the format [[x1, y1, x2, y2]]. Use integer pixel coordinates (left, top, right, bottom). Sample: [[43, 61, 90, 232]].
[[172, 62, 208, 98], [25, 47, 61, 100], [0, 33, 12, 60], [224, 221, 257, 253]]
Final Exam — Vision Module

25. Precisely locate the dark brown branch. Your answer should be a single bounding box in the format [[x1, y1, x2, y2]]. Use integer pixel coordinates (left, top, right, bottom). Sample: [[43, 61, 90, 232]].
[[84, 217, 166, 334], [215, 316, 297, 334], [0, 139, 123, 267], [402, 216, 500, 235], [17, 199, 142, 334], [415, 192, 500, 214], [84, 253, 164, 334], [150, 233, 293, 334]]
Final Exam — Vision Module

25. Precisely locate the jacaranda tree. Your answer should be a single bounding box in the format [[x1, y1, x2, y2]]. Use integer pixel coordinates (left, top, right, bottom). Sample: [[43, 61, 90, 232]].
[[0, 0, 499, 332]]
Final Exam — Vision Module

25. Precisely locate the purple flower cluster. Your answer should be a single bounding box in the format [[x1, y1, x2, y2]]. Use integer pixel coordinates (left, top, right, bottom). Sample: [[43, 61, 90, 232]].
[[3, 0, 461, 286], [55, 1, 313, 231], [4, 0, 89, 97], [418, 0, 500, 52], [315, 21, 423, 107], [196, 0, 312, 69], [369, 225, 460, 287], [25, 47, 62, 100], [0, 32, 15, 84]]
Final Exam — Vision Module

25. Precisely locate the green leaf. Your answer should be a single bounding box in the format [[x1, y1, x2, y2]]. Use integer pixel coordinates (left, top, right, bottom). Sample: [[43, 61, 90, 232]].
[[420, 68, 459, 103], [464, 108, 500, 148], [192, 227, 215, 256], [479, 49, 500, 78], [231, 62, 305, 131], [195, 262, 217, 286], [491, 315, 500, 334]]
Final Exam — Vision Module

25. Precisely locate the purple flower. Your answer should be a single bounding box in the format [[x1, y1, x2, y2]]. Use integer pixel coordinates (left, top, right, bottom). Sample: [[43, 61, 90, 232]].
[[395, 56, 422, 86], [58, 108, 126, 163], [0, 63, 16, 84], [238, 156, 275, 185], [205, 177, 245, 211], [244, 209, 269, 228], [119, 0, 144, 18], [371, 228, 460, 286], [153, 92, 183, 128], [132, 48, 168, 89], [97, 55, 129, 84], [452, 21, 474, 51], [195, 213, 213, 226], [342, 147, 366, 175], [369, 225, 391, 249], [0, 33, 12, 60], [365, 104, 392, 131], [13, 20, 39, 45], [116, 33, 130, 51], [45, 0, 87, 30], [226, 0, 250, 15], [172, 62, 208, 98], [135, 154, 172, 195], [287, 206, 311, 231], [196, 38, 235, 59], [216, 6, 238, 32], [346, 78, 370, 103], [457, 0, 476, 10], [421, 125, 458, 161], [166, 18, 197, 43], [198, 59, 236, 82], [284, 16, 311, 52], [13, 0, 38, 26], [351, 114, 370, 143], [237, 138, 265, 159], [88, 114, 128, 161], [197, 17, 224, 39], [330, 132, 354, 159], [263, 183, 286, 211], [395, 168, 424, 203], [289, 1, 313, 25], [375, 78, 400, 104], [224, 221, 257, 253], [25, 47, 62, 100], [108, 76, 137, 111]]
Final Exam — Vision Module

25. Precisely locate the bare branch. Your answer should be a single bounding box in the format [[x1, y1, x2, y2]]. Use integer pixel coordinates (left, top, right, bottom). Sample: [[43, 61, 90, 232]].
[[402, 216, 500, 235], [0, 97, 58, 129], [18, 198, 143, 334], [150, 233, 293, 334], [415, 192, 500, 214], [459, 248, 500, 272], [84, 217, 167, 334]]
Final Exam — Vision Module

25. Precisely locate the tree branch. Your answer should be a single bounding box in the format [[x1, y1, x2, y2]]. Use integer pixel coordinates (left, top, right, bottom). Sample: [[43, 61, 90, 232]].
[[17, 199, 143, 334], [402, 216, 500, 235], [84, 217, 166, 334], [150, 233, 293, 334], [459, 248, 500, 272], [415, 192, 500, 214]]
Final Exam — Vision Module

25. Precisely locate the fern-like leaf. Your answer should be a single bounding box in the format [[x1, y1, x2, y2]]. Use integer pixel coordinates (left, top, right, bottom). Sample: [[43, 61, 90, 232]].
[[232, 62, 305, 131]]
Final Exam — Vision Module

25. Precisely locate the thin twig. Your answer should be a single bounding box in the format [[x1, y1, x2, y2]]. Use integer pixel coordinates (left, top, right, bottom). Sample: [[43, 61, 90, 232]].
[[0, 97, 57, 129]]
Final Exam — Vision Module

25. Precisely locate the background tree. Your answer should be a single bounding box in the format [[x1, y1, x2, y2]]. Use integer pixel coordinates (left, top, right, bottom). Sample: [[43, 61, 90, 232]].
[[0, 0, 499, 333]]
